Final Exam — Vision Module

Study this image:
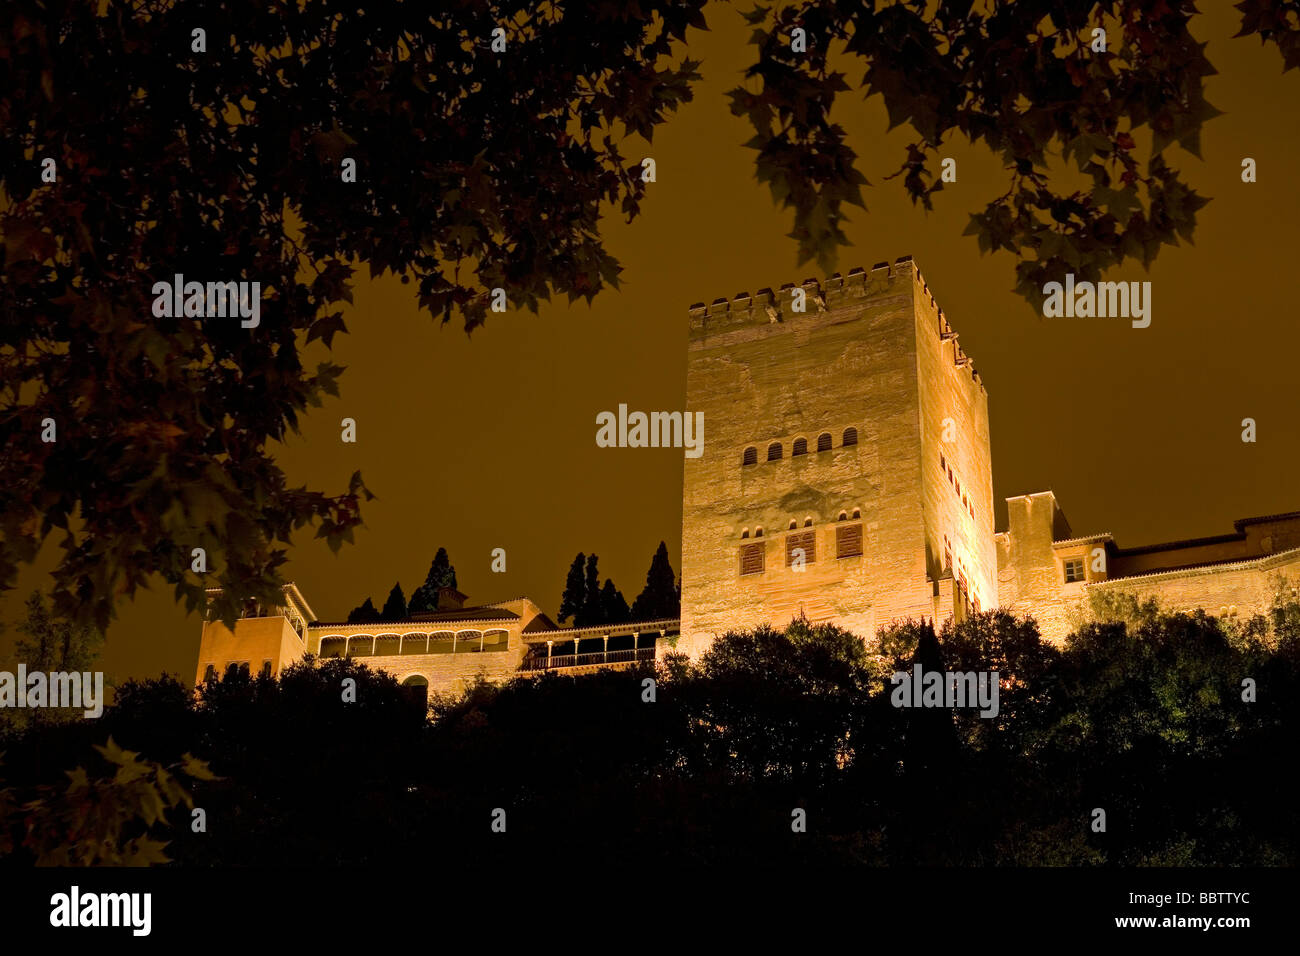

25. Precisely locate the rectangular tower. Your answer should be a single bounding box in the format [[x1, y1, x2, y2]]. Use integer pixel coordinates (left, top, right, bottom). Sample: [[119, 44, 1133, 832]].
[[678, 256, 995, 656]]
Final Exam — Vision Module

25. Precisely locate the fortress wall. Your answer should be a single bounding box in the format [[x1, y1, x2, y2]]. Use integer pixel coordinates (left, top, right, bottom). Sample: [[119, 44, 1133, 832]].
[[909, 263, 996, 614]]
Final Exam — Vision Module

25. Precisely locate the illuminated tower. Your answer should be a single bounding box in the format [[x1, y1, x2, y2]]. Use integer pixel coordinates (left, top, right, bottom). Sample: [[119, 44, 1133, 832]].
[[678, 256, 995, 655]]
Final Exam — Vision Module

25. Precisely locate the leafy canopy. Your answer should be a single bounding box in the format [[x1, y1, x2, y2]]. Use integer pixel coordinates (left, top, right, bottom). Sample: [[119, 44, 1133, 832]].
[[2, 1, 1294, 633]]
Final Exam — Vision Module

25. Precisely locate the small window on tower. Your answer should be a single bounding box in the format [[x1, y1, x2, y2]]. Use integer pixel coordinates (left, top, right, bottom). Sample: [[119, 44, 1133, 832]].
[[767, 442, 783, 461], [742, 446, 758, 466], [842, 427, 858, 447], [836, 524, 863, 558], [741, 528, 749, 539], [786, 530, 817, 566], [792, 438, 808, 456], [740, 542, 766, 575], [789, 520, 798, 530], [852, 508, 861, 519], [804, 517, 813, 527], [817, 433, 833, 452], [1063, 558, 1085, 583]]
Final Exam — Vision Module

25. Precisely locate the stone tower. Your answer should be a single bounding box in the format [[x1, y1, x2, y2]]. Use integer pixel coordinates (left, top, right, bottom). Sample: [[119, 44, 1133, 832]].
[[678, 256, 996, 656]]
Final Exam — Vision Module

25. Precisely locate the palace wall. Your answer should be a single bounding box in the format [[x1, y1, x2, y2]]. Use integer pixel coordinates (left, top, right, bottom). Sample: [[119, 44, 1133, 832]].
[[679, 257, 977, 656]]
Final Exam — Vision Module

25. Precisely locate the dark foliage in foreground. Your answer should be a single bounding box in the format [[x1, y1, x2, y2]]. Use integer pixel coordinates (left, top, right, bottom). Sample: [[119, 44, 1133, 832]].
[[1, 605, 1296, 867]]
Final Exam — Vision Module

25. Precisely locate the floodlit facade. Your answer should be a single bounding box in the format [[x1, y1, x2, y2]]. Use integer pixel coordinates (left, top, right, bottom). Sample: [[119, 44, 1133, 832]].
[[195, 257, 1300, 695]]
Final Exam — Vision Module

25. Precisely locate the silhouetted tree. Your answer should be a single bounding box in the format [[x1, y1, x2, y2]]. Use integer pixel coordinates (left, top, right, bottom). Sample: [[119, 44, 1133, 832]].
[[409, 547, 458, 613], [346, 597, 381, 624], [380, 582, 407, 621], [1, 604, 1298, 866], [558, 553, 587, 625], [9, 590, 103, 674], [630, 541, 680, 621], [901, 620, 959, 776], [579, 554, 603, 626], [599, 579, 630, 625]]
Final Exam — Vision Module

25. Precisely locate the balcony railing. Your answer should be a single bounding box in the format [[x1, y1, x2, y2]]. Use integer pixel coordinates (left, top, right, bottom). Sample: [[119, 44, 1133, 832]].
[[520, 646, 657, 672]]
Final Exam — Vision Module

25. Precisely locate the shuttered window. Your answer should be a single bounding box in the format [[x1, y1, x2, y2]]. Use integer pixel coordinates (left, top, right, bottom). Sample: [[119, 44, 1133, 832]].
[[836, 523, 863, 558], [740, 542, 765, 575], [786, 530, 816, 566]]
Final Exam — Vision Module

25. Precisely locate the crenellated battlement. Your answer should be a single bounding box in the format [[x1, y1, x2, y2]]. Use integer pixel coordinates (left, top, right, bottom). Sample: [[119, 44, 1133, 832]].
[[687, 254, 983, 392]]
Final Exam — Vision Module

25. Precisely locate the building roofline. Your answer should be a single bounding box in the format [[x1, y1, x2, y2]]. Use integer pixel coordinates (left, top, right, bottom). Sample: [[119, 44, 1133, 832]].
[[204, 582, 316, 622], [1234, 511, 1300, 530], [1108, 531, 1248, 557], [1088, 546, 1300, 587], [1052, 533, 1114, 548], [520, 617, 681, 643], [309, 618, 519, 632]]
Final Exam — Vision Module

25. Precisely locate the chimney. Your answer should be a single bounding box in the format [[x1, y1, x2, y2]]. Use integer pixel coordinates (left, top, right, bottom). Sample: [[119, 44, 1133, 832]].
[[437, 587, 468, 612]]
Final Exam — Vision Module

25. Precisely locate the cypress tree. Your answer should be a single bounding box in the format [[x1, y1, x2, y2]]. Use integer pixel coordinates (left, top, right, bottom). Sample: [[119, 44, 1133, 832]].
[[346, 597, 380, 624], [380, 582, 407, 621], [579, 554, 602, 626], [630, 541, 679, 621], [599, 578, 630, 624], [558, 553, 586, 624], [409, 547, 458, 613]]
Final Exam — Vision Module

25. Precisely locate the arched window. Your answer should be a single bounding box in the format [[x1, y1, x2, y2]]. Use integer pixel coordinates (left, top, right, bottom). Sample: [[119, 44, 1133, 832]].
[[767, 442, 783, 461], [817, 432, 832, 452], [842, 427, 858, 447], [402, 675, 429, 712], [455, 629, 483, 652], [755, 527, 763, 538], [838, 511, 848, 521], [852, 508, 861, 519], [792, 438, 808, 456], [482, 629, 510, 652], [741, 528, 749, 539], [788, 520, 797, 530], [742, 446, 758, 466], [804, 517, 813, 527]]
